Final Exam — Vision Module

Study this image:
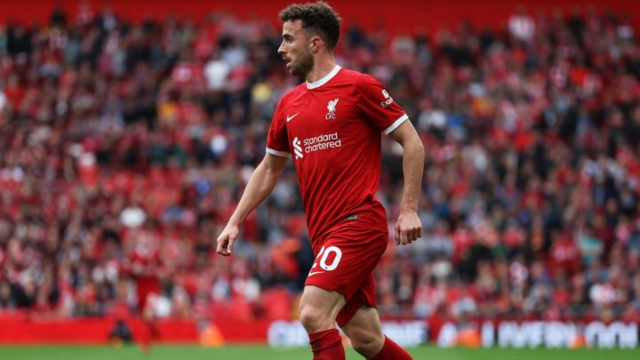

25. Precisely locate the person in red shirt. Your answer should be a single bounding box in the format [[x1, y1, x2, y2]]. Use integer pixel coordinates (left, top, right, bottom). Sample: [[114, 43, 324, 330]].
[[216, 3, 424, 359], [550, 230, 581, 276]]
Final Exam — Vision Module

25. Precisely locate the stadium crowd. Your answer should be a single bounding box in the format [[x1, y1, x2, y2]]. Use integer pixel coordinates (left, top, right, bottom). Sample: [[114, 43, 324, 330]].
[[1, 4, 640, 325]]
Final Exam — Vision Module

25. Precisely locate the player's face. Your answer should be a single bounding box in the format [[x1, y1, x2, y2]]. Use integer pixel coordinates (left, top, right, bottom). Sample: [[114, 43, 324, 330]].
[[278, 20, 314, 77]]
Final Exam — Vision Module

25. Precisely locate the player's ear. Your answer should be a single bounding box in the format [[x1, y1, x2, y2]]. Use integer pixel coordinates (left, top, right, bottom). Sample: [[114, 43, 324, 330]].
[[310, 35, 322, 53]]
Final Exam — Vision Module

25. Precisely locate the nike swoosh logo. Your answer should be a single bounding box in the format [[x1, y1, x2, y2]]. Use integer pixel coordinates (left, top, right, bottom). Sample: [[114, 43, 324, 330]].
[[286, 113, 300, 122], [308, 271, 324, 277]]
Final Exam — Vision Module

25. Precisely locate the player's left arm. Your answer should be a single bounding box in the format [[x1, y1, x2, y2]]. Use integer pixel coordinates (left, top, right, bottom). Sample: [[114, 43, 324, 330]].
[[388, 120, 425, 246]]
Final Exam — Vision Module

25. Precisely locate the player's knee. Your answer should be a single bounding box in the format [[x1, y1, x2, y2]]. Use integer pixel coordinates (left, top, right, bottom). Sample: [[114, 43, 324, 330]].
[[299, 305, 331, 333], [349, 329, 384, 357]]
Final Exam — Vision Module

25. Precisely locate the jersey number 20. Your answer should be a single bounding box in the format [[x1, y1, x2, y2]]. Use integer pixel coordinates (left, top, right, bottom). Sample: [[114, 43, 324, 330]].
[[312, 246, 342, 271]]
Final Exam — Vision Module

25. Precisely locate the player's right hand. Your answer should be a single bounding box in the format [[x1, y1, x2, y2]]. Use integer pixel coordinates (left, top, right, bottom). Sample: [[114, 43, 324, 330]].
[[216, 225, 239, 256]]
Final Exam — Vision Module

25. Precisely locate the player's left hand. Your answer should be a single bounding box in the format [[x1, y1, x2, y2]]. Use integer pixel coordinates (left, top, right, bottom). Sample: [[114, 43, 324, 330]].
[[395, 211, 422, 245]]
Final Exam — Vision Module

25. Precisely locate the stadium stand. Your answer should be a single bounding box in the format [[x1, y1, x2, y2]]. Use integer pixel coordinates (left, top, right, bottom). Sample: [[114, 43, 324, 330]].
[[1, 3, 639, 330]]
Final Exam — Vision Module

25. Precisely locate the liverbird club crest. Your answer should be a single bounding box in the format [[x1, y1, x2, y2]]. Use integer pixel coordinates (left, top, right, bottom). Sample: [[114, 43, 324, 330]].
[[326, 98, 339, 120]]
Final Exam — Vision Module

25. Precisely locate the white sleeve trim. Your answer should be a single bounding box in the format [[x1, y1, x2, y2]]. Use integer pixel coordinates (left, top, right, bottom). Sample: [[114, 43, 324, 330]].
[[266, 147, 291, 158], [383, 114, 409, 135]]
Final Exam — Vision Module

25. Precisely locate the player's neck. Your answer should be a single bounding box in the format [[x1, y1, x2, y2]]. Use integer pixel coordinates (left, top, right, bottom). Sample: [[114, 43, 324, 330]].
[[306, 54, 337, 84]]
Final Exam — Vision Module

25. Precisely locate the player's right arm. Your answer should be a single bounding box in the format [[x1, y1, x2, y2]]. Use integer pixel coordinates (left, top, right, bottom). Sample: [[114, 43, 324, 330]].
[[216, 153, 288, 256]]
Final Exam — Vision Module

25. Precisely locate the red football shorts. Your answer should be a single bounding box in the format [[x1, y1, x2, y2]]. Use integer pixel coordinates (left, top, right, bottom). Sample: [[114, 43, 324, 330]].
[[305, 221, 388, 327]]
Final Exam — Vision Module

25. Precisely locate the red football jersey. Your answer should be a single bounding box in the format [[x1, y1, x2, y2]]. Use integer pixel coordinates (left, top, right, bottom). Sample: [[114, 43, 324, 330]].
[[266, 66, 408, 244]]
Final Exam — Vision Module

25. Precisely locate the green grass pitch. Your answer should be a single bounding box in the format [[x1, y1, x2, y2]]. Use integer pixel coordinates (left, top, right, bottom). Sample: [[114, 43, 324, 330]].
[[1, 345, 639, 360]]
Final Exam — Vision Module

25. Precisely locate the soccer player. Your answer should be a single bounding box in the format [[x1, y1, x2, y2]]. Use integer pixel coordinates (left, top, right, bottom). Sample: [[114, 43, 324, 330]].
[[216, 2, 424, 359]]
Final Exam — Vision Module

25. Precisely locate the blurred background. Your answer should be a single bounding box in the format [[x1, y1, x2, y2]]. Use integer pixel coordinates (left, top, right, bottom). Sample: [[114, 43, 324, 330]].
[[1, 0, 640, 354]]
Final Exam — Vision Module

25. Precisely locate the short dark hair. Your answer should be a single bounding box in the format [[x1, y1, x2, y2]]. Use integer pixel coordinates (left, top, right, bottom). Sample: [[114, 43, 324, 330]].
[[279, 1, 341, 50]]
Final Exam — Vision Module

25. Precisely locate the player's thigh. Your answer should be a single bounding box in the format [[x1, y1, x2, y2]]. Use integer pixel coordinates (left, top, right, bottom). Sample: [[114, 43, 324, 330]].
[[299, 285, 346, 327], [341, 305, 385, 355], [341, 305, 383, 341]]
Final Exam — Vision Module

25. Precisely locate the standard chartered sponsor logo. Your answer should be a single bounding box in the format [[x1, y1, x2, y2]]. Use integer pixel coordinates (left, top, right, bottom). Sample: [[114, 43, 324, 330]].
[[293, 137, 303, 159], [303, 132, 342, 153], [292, 132, 342, 160]]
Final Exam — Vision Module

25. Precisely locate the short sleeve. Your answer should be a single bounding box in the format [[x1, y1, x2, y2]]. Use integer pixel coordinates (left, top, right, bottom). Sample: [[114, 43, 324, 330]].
[[356, 74, 408, 135], [266, 100, 291, 157]]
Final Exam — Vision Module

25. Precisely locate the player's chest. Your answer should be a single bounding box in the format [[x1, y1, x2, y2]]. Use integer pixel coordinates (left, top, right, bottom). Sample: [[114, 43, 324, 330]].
[[283, 91, 359, 137]]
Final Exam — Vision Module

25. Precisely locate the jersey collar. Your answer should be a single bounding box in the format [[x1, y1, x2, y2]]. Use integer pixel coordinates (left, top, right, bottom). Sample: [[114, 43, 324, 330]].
[[306, 65, 341, 90]]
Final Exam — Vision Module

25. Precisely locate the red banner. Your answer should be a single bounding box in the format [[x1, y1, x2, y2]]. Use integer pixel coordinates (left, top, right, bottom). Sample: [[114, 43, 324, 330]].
[[0, 0, 638, 35], [0, 313, 198, 345], [0, 313, 637, 349]]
